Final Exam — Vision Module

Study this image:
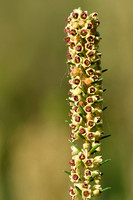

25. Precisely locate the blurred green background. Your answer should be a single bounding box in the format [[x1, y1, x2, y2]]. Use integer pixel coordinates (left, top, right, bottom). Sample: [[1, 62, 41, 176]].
[[0, 0, 133, 199]]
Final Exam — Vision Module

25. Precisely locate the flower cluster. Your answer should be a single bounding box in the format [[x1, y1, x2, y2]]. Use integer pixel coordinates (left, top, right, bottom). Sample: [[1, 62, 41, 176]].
[[64, 8, 110, 199]]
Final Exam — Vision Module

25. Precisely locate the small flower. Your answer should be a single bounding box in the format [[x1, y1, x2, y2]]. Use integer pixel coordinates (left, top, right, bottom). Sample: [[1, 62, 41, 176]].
[[84, 158, 93, 168], [88, 86, 97, 94], [86, 113, 93, 121], [74, 56, 81, 64], [70, 87, 82, 96], [87, 132, 95, 141], [71, 146, 80, 155], [83, 78, 92, 86], [83, 58, 91, 67], [84, 169, 91, 179], [73, 22, 79, 29], [81, 11, 88, 19], [80, 28, 87, 37], [92, 185, 102, 196], [69, 187, 78, 197], [71, 67, 80, 76], [83, 142, 90, 150], [70, 29, 77, 36], [93, 156, 103, 167], [70, 173, 80, 182], [93, 131, 103, 140], [79, 127, 87, 136], [86, 96, 94, 104], [78, 20, 85, 27], [88, 120, 95, 128], [82, 189, 91, 199], [86, 68, 95, 76], [75, 44, 83, 52], [86, 35, 95, 43]]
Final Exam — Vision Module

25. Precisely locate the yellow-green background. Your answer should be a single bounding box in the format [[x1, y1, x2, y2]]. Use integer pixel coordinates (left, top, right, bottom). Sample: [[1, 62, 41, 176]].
[[0, 0, 132, 199]]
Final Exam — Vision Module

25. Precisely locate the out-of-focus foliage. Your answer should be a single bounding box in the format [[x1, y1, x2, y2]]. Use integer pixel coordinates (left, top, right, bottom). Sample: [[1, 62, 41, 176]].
[[0, 0, 133, 200]]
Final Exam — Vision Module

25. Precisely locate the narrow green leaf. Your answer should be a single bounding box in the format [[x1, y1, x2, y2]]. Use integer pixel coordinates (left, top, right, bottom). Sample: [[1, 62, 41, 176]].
[[69, 139, 82, 152], [64, 170, 71, 175], [80, 92, 86, 100], [65, 120, 72, 124], [78, 53, 84, 57], [80, 65, 86, 74], [102, 69, 108, 73], [96, 122, 103, 126], [95, 99, 103, 103], [67, 62, 75, 66], [102, 106, 108, 111], [101, 187, 111, 193], [66, 98, 74, 103], [93, 78, 103, 83], [81, 83, 87, 94], [103, 88, 107, 92], [100, 134, 111, 140], [90, 144, 100, 154], [91, 59, 100, 65], [100, 159, 111, 166], [89, 173, 98, 181], [78, 133, 85, 140], [79, 105, 86, 116], [75, 186, 82, 195]]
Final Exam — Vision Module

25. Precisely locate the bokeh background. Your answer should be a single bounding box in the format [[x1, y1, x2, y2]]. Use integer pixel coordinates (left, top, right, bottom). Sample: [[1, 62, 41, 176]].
[[0, 0, 133, 199]]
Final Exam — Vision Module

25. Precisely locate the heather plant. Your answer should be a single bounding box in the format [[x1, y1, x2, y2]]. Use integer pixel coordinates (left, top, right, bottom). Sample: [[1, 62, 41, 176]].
[[64, 8, 111, 200]]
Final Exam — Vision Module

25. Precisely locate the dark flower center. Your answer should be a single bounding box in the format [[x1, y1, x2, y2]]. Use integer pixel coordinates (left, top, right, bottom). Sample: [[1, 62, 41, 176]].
[[72, 12, 78, 19], [81, 12, 87, 19]]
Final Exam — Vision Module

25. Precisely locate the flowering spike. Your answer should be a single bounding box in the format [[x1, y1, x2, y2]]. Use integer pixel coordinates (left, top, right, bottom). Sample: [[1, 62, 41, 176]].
[[64, 8, 111, 199]]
